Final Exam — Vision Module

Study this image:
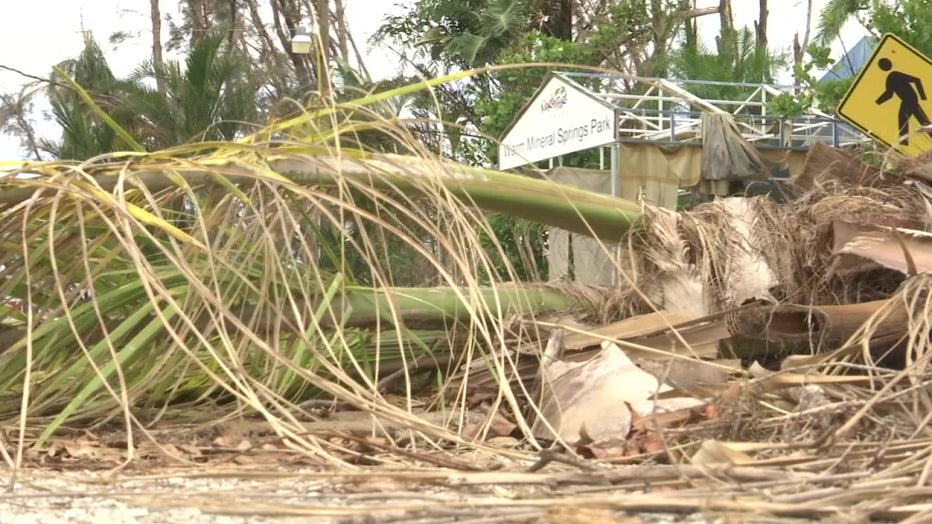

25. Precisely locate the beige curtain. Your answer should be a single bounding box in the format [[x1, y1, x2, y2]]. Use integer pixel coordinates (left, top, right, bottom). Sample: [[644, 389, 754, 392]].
[[619, 143, 701, 209]]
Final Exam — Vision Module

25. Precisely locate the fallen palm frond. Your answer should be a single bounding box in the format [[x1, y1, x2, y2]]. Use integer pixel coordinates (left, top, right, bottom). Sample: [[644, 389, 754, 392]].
[[0, 76, 651, 461]]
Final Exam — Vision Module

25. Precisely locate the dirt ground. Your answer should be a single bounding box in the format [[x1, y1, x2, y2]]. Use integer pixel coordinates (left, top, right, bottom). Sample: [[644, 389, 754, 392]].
[[1, 466, 828, 524], [0, 417, 900, 523]]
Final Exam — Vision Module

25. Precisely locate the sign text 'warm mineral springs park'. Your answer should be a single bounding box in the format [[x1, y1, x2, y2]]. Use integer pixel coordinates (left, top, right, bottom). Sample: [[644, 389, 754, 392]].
[[515, 116, 613, 157], [498, 75, 617, 170]]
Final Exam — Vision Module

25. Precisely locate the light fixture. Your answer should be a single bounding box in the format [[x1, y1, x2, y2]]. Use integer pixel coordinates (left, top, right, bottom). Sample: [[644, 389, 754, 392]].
[[291, 25, 312, 55]]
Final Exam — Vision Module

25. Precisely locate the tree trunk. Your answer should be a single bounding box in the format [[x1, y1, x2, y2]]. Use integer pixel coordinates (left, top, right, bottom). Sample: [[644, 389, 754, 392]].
[[716, 0, 735, 67], [316, 0, 331, 97], [333, 0, 350, 63], [755, 0, 768, 49], [187, 0, 210, 49], [149, 0, 163, 67], [0, 152, 644, 241], [232, 285, 579, 331], [793, 0, 814, 87], [542, 0, 573, 41], [228, 0, 238, 47]]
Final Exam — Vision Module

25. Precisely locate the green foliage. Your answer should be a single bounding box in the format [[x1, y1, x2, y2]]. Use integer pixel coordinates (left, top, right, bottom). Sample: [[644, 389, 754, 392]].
[[815, 0, 871, 44], [124, 31, 261, 149], [377, 0, 534, 68], [477, 215, 548, 283], [815, 78, 854, 112], [767, 93, 809, 118], [42, 36, 133, 159], [766, 44, 836, 117], [816, 0, 932, 57], [670, 26, 789, 104], [587, 0, 685, 76], [43, 31, 262, 159], [870, 0, 932, 57]]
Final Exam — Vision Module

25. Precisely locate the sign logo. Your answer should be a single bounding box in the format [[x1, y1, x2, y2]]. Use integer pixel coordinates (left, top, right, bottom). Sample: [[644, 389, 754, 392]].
[[837, 33, 932, 156], [540, 86, 568, 112]]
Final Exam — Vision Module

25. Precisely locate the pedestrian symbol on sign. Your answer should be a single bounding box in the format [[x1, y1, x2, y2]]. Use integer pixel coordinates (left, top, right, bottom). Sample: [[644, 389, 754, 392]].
[[874, 57, 930, 145]]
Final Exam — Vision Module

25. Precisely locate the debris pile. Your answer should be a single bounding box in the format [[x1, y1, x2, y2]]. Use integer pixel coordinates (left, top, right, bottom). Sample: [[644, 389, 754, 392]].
[[466, 143, 932, 484]]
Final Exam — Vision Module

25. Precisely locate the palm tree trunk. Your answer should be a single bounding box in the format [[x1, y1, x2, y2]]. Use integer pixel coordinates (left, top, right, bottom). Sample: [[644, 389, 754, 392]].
[[150, 0, 163, 68], [332, 0, 350, 62], [316, 0, 331, 97], [755, 0, 768, 49], [794, 0, 814, 87], [232, 285, 579, 331]]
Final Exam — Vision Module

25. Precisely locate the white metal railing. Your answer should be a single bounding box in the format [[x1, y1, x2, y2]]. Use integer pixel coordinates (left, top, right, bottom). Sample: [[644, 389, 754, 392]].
[[559, 72, 868, 149]]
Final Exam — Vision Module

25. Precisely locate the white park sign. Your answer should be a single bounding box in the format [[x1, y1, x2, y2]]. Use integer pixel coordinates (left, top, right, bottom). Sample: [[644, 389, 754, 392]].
[[498, 73, 617, 170]]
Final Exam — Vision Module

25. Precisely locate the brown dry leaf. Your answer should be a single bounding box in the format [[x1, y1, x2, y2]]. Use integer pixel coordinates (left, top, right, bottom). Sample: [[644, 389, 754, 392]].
[[159, 443, 185, 459], [832, 220, 932, 275], [463, 408, 517, 439], [623, 428, 666, 456], [62, 436, 99, 459], [487, 412, 518, 438], [791, 141, 881, 190], [584, 444, 623, 460], [691, 440, 756, 465], [532, 342, 703, 445], [133, 440, 162, 459], [735, 300, 908, 349], [363, 436, 390, 448], [232, 452, 285, 465], [631, 405, 708, 432], [46, 442, 65, 459], [61, 439, 123, 463]]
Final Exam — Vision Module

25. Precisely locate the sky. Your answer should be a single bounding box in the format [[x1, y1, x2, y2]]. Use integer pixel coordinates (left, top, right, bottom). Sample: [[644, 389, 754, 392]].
[[0, 0, 869, 161]]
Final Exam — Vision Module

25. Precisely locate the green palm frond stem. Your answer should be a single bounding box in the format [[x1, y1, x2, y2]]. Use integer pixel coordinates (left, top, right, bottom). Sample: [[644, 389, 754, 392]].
[[1, 151, 643, 241], [242, 284, 579, 331]]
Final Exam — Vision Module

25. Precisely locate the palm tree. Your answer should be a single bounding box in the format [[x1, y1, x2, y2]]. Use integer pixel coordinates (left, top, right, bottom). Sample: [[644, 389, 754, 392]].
[[41, 30, 263, 160], [814, 0, 871, 45], [123, 30, 262, 150], [0, 82, 638, 443], [670, 25, 788, 105], [42, 36, 137, 159]]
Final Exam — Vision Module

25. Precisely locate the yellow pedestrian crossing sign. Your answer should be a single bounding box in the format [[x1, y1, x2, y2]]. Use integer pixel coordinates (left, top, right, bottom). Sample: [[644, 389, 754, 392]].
[[837, 33, 932, 156]]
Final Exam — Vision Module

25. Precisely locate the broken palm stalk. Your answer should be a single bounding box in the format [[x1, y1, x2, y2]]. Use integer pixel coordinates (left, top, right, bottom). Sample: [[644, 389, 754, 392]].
[[1, 150, 643, 242], [832, 219, 932, 275], [734, 299, 910, 350]]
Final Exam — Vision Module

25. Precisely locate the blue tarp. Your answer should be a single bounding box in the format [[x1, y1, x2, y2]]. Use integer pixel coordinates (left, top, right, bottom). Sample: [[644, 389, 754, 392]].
[[819, 36, 876, 82]]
